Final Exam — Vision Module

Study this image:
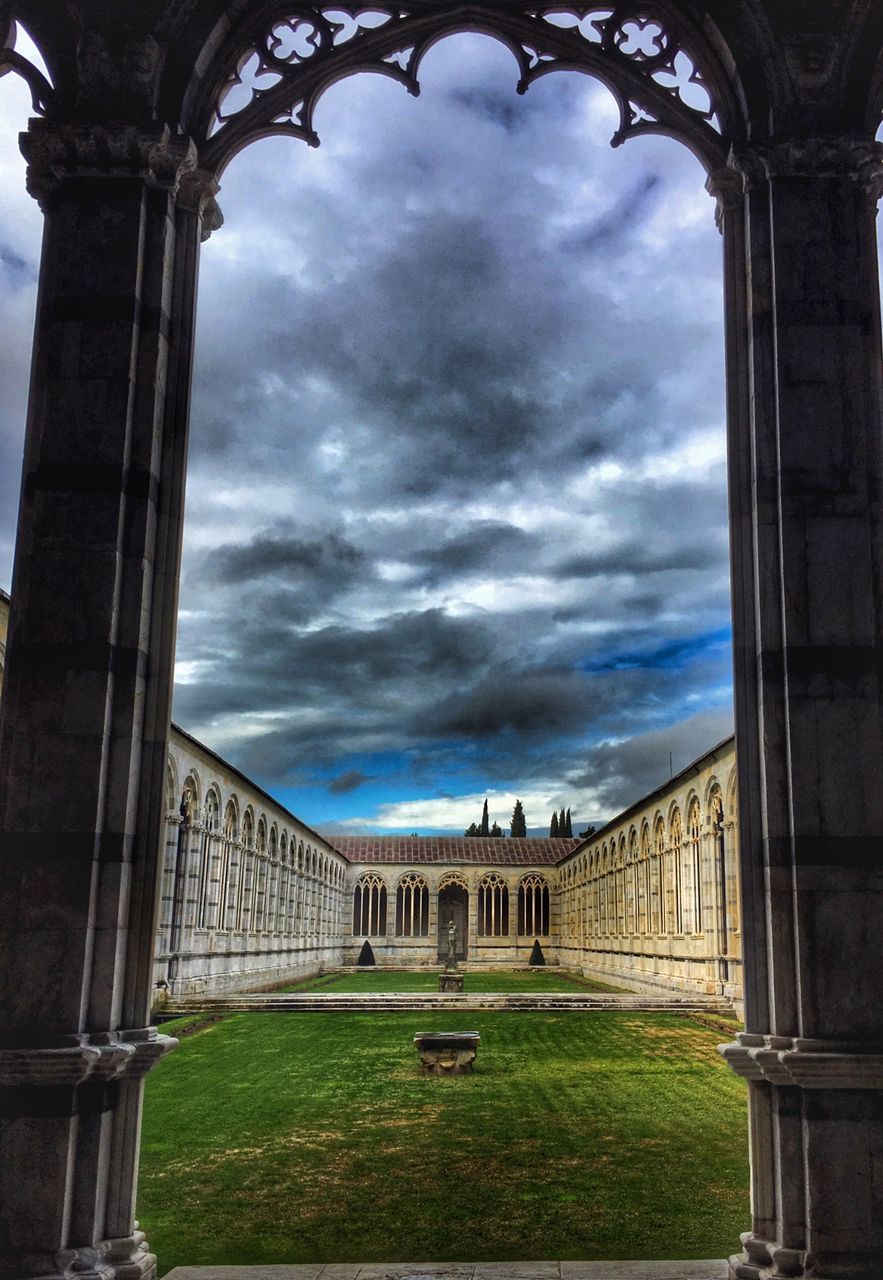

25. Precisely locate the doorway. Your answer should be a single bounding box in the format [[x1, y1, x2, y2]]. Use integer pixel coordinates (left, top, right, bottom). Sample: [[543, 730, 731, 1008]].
[[437, 883, 468, 962]]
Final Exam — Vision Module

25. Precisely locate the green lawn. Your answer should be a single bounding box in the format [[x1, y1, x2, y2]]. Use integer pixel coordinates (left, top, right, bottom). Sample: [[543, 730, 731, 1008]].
[[139, 1011, 748, 1272], [286, 968, 628, 994]]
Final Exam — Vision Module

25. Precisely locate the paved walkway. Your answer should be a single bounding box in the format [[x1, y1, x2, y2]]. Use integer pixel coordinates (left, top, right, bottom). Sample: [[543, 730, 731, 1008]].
[[166, 1263, 729, 1280], [162, 992, 732, 1016]]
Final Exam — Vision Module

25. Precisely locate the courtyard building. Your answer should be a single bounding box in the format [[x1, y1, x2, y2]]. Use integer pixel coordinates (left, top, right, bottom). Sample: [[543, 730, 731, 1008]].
[[1, 5, 882, 1280]]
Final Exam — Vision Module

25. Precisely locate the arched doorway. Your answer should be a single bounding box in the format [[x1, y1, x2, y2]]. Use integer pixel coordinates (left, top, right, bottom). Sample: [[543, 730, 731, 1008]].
[[437, 876, 469, 962]]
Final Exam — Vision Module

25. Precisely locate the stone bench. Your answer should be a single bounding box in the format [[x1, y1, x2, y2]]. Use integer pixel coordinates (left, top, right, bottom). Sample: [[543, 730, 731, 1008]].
[[413, 1031, 480, 1074]]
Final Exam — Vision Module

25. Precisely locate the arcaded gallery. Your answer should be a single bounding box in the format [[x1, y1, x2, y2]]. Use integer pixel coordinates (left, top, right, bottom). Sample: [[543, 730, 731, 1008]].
[[1, 4, 883, 1280]]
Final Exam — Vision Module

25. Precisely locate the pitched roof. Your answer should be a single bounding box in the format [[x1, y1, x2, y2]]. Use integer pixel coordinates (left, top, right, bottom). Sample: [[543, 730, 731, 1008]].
[[327, 836, 580, 865]]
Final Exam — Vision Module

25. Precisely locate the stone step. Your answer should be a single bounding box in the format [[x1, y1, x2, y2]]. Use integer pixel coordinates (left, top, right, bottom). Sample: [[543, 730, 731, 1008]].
[[161, 992, 733, 1016], [164, 1260, 730, 1279]]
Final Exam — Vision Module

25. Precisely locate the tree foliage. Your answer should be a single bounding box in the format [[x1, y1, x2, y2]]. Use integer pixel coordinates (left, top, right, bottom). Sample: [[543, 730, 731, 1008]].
[[549, 810, 559, 837], [510, 799, 526, 837]]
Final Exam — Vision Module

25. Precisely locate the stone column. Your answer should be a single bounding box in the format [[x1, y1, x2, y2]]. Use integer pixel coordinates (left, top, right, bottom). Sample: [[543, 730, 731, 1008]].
[[712, 138, 883, 1280], [0, 122, 217, 1280]]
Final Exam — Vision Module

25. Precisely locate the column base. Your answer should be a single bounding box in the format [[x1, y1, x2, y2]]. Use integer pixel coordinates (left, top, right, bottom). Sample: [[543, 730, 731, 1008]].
[[729, 1232, 883, 1280], [54, 1230, 156, 1280]]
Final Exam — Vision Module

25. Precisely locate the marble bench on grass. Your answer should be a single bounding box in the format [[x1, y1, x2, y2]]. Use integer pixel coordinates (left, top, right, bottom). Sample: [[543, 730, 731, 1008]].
[[413, 1031, 480, 1074]]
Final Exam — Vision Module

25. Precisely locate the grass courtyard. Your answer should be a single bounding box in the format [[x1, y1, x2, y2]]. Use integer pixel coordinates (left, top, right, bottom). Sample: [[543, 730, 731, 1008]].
[[282, 968, 629, 993], [139, 997, 748, 1273]]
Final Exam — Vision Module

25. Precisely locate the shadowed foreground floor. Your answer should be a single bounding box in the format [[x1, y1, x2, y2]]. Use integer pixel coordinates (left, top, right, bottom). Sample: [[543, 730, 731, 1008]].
[[165, 1263, 729, 1279]]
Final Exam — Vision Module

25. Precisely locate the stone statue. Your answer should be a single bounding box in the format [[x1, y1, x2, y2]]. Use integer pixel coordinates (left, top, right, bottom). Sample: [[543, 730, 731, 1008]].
[[446, 917, 457, 968]]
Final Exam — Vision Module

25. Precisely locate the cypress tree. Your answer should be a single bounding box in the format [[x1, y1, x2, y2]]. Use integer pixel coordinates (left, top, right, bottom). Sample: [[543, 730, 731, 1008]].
[[464, 821, 479, 837], [510, 799, 526, 837], [559, 807, 567, 836], [565, 807, 573, 837], [529, 939, 546, 966], [550, 810, 559, 837], [480, 797, 489, 836], [490, 820, 502, 837]]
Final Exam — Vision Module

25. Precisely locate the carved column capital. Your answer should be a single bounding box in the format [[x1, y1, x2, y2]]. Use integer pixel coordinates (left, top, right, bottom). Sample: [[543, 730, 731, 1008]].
[[729, 136, 883, 199], [0, 1029, 176, 1086], [20, 119, 197, 209], [705, 164, 745, 231], [177, 166, 224, 240], [719, 1031, 883, 1088]]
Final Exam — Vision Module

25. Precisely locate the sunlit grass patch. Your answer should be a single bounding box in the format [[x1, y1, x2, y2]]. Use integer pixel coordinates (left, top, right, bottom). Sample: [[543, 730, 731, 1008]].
[[286, 968, 629, 993], [139, 1010, 748, 1273]]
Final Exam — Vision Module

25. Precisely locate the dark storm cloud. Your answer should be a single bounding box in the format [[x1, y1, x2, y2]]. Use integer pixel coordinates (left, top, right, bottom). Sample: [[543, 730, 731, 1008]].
[[560, 173, 663, 253], [1, 36, 738, 825], [0, 242, 32, 281], [202, 529, 368, 587], [416, 521, 538, 582], [328, 769, 372, 794], [173, 605, 500, 728], [564, 706, 735, 819], [450, 87, 521, 132], [417, 665, 597, 740], [554, 541, 723, 579]]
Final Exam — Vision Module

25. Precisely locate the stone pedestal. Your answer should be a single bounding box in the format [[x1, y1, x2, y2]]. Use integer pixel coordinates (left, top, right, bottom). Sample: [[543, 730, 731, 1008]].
[[414, 1032, 480, 1074], [439, 971, 465, 993]]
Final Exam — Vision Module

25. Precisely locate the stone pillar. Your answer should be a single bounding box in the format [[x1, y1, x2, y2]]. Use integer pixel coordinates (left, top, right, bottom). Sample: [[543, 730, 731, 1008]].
[[0, 122, 217, 1280], [712, 137, 883, 1280]]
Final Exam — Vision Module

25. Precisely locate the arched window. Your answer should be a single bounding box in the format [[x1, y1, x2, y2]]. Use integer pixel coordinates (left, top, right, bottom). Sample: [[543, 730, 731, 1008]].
[[395, 873, 429, 936], [688, 798, 702, 933], [518, 874, 549, 937], [478, 872, 509, 936], [670, 807, 683, 933], [198, 787, 221, 928], [627, 830, 639, 933], [639, 823, 651, 935], [353, 873, 387, 936], [165, 760, 178, 814], [654, 816, 666, 935]]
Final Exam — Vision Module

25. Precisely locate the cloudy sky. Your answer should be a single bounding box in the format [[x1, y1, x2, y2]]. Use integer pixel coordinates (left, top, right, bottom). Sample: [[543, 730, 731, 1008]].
[[0, 31, 736, 835]]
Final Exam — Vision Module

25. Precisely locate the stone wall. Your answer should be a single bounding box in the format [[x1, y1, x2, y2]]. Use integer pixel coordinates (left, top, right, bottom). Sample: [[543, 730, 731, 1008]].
[[157, 725, 347, 1003], [343, 861, 559, 968], [556, 738, 741, 1007]]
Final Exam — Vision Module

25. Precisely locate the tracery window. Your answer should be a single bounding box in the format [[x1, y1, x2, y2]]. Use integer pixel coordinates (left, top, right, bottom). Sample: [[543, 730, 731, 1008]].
[[395, 873, 429, 937], [353, 873, 387, 936], [518, 873, 549, 937], [654, 816, 666, 935], [639, 824, 651, 935], [627, 830, 639, 933], [478, 872, 509, 936], [688, 798, 702, 933], [670, 808, 683, 933], [198, 787, 221, 928]]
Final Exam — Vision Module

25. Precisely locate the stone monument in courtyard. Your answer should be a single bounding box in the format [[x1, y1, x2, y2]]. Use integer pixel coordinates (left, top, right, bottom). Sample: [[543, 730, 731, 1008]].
[[438, 917, 464, 993]]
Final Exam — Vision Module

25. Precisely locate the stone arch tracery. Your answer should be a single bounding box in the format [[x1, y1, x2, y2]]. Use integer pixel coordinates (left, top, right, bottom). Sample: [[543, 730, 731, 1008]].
[[477, 871, 509, 937], [353, 872, 387, 937], [518, 873, 550, 937], [686, 795, 702, 934], [395, 872, 430, 937], [668, 804, 682, 934]]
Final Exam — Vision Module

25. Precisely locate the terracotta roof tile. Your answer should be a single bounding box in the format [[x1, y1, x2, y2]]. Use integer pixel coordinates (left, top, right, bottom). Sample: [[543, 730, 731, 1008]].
[[327, 836, 580, 865]]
